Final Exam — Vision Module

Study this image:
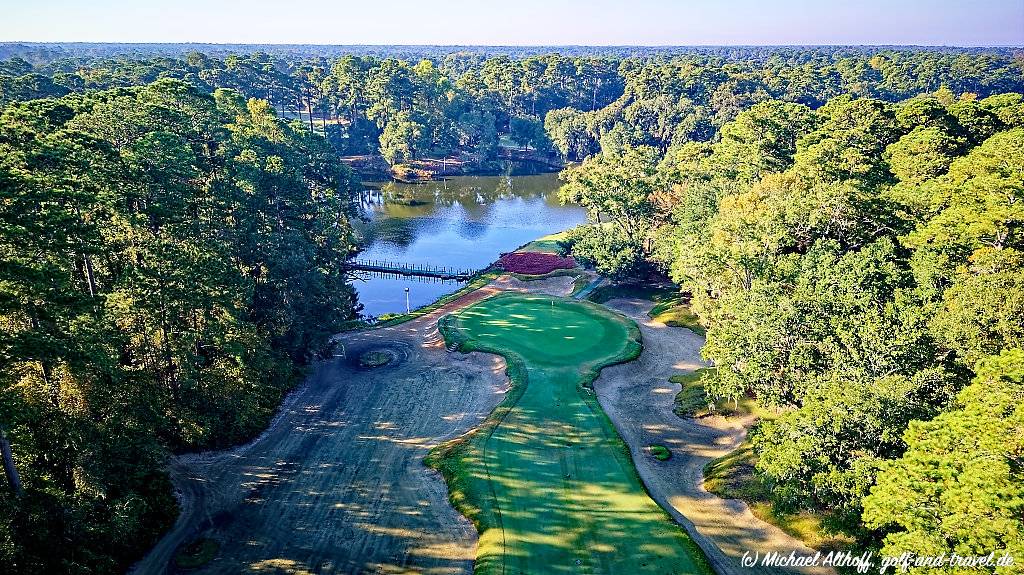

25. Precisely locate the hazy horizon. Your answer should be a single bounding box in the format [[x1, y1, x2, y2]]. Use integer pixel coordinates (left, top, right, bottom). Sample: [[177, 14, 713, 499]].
[[2, 0, 1021, 47], [3, 41, 1023, 48]]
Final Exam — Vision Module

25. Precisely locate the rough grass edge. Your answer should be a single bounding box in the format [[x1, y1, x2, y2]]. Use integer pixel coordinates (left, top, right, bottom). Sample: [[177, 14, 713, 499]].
[[506, 267, 591, 295], [514, 231, 570, 255], [703, 441, 857, 556], [370, 271, 501, 328], [426, 293, 714, 575], [585, 283, 707, 335], [586, 283, 678, 304]]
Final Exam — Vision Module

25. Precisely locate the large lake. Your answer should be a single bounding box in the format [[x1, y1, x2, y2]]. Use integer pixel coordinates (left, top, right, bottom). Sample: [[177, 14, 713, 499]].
[[352, 171, 587, 317]]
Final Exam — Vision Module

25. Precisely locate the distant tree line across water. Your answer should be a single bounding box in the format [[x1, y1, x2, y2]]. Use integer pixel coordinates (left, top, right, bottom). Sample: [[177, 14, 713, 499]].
[[0, 44, 1022, 573]]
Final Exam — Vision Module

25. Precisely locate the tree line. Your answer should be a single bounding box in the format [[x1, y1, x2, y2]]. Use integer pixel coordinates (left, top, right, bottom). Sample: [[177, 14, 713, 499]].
[[0, 80, 359, 572], [5, 43, 1017, 66], [561, 89, 1023, 563], [2, 47, 1021, 169]]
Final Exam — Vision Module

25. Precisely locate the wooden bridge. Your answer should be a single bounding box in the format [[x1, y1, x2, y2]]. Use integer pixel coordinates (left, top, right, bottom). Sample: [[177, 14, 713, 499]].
[[349, 259, 479, 281]]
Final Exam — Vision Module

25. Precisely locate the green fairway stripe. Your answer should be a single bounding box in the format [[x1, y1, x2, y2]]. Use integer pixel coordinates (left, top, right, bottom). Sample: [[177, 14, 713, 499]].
[[427, 293, 713, 575]]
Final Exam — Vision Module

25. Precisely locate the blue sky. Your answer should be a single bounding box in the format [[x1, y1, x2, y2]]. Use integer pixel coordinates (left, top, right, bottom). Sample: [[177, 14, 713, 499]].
[[2, 0, 1022, 46]]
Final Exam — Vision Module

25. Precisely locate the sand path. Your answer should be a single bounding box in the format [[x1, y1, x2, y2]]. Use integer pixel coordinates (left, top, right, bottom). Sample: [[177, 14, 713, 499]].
[[593, 298, 835, 575], [132, 276, 573, 575]]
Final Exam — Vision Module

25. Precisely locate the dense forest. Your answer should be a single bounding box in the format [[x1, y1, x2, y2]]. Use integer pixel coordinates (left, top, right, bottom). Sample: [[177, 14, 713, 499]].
[[2, 45, 1022, 168], [0, 79, 359, 571], [562, 90, 1024, 559], [1, 44, 1022, 572]]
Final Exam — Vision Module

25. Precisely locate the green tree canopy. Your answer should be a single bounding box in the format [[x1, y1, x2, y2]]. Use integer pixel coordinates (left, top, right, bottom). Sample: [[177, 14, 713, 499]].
[[863, 349, 1024, 569]]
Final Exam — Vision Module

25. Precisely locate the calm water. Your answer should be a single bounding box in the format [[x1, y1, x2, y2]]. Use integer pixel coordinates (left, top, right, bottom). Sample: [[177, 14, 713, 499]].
[[352, 172, 587, 317]]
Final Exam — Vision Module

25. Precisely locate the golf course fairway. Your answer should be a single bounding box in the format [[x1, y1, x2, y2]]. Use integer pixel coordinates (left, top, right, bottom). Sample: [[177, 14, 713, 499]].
[[430, 293, 712, 575]]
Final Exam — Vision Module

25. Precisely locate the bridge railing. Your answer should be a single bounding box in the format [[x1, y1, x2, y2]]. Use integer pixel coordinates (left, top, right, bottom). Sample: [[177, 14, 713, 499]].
[[348, 259, 481, 279]]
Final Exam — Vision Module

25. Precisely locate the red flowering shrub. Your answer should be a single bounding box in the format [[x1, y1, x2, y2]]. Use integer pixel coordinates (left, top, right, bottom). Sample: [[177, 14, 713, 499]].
[[497, 251, 577, 275]]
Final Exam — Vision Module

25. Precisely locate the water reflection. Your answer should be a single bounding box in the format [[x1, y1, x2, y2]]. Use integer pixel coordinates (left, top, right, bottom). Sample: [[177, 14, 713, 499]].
[[353, 172, 587, 317]]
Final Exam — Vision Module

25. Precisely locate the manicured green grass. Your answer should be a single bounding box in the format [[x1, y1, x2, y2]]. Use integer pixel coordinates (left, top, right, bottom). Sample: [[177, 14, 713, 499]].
[[703, 441, 855, 554], [429, 293, 712, 575], [517, 230, 569, 255], [373, 271, 500, 328], [648, 444, 672, 461]]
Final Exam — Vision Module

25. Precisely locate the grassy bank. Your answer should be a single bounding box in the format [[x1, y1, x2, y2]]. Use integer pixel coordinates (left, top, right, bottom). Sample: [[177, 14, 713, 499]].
[[649, 299, 705, 335], [516, 230, 570, 255], [703, 442, 856, 555], [586, 283, 705, 335], [371, 271, 501, 328], [670, 368, 765, 419], [668, 350, 851, 555]]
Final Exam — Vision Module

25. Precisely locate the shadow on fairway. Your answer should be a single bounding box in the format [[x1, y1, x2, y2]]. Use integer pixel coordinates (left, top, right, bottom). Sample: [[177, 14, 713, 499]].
[[428, 293, 714, 575]]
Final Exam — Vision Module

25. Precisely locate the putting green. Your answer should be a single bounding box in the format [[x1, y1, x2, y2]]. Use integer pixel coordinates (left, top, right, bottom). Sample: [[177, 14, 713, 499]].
[[431, 293, 711, 575]]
